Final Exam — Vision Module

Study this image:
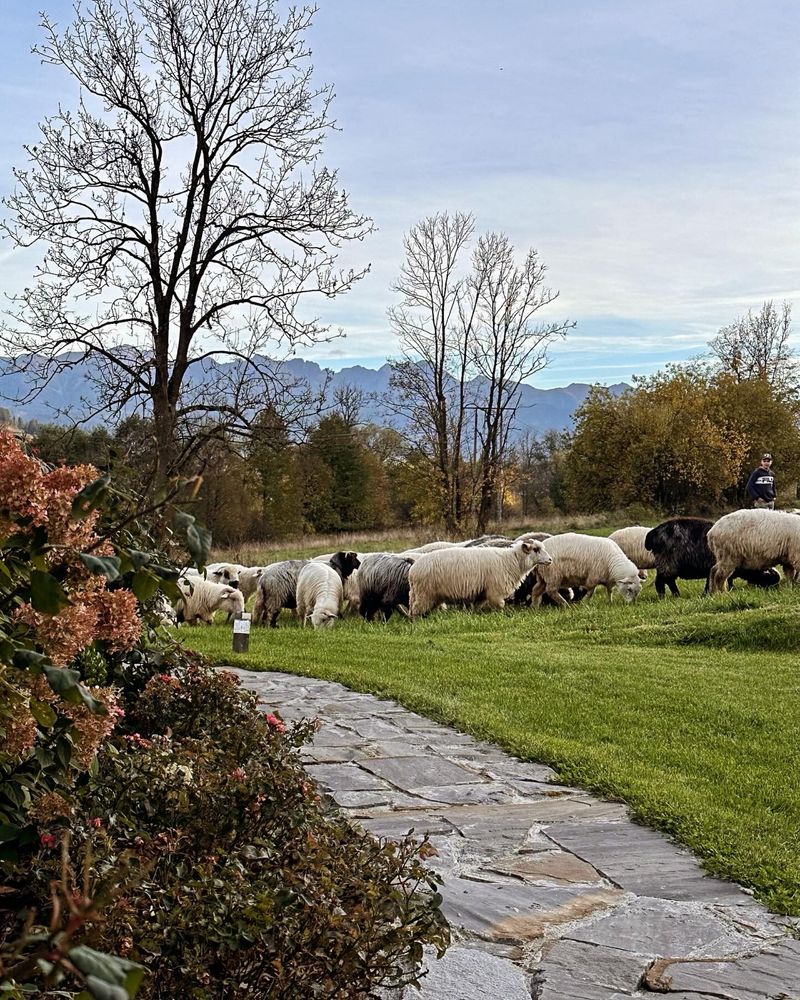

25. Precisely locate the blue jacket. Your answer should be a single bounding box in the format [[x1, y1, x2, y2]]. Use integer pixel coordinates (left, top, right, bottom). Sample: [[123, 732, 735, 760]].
[[746, 466, 776, 502]]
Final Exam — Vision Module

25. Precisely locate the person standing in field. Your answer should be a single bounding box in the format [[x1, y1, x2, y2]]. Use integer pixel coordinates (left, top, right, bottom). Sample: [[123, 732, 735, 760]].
[[746, 453, 777, 509]]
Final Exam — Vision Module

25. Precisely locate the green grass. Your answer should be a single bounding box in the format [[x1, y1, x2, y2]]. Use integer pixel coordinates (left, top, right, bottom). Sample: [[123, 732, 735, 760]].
[[175, 579, 800, 915]]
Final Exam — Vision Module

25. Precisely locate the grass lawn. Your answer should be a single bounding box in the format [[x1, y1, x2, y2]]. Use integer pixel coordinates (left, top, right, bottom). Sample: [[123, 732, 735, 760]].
[[175, 580, 800, 915]]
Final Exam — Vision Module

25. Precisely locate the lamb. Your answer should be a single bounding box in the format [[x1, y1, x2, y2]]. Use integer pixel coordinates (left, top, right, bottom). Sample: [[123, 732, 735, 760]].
[[408, 539, 552, 618], [531, 533, 642, 607], [645, 517, 780, 597], [174, 575, 245, 624], [608, 526, 656, 580], [252, 559, 307, 627], [707, 509, 800, 593], [357, 553, 415, 621]]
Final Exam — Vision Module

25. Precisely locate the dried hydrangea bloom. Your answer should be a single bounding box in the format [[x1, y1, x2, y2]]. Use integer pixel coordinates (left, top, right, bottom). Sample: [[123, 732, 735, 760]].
[[62, 686, 121, 769], [93, 588, 141, 653], [29, 790, 74, 823], [3, 704, 38, 761]]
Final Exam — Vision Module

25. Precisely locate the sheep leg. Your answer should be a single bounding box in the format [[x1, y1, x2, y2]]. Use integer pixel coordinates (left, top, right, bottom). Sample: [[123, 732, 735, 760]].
[[709, 560, 734, 593], [782, 563, 797, 585], [530, 577, 548, 607], [547, 587, 570, 609]]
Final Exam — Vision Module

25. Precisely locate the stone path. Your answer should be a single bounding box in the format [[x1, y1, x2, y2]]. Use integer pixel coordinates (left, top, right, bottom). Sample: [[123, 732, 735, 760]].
[[232, 668, 800, 999]]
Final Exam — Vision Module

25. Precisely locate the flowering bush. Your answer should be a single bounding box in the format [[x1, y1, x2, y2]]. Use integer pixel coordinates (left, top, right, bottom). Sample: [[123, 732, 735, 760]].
[[1, 434, 448, 996]]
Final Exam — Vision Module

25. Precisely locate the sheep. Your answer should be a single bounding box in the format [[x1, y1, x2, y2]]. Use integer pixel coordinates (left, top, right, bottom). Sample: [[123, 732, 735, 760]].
[[411, 540, 463, 553], [252, 559, 307, 626], [408, 539, 552, 618], [608, 526, 655, 581], [515, 531, 553, 543], [296, 561, 346, 629], [474, 537, 516, 548], [463, 534, 511, 547], [174, 575, 245, 624], [357, 553, 416, 621], [645, 517, 780, 597], [707, 509, 800, 593], [531, 533, 642, 608], [204, 561, 243, 590]]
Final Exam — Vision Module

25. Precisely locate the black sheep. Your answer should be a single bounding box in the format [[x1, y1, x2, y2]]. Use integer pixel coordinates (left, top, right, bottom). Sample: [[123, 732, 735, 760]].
[[644, 517, 779, 597], [357, 554, 414, 621]]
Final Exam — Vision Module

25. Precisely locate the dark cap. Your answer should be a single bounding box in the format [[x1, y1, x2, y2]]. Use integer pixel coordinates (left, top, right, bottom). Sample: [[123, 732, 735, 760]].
[[762, 453, 773, 461]]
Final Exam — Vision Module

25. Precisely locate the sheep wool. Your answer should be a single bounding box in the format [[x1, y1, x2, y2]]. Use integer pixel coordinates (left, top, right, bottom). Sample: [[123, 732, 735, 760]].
[[608, 526, 656, 577], [532, 533, 642, 607], [175, 576, 245, 624], [357, 553, 415, 621], [707, 509, 800, 592], [252, 560, 307, 627], [296, 561, 344, 629], [408, 540, 552, 618]]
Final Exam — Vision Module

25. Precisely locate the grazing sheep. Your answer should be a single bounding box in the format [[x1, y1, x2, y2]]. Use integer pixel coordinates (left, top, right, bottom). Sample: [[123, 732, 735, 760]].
[[252, 560, 307, 626], [531, 533, 642, 607], [608, 527, 656, 572], [357, 553, 415, 621], [327, 551, 361, 582], [645, 517, 780, 597], [707, 509, 800, 593], [175, 575, 245, 624], [296, 561, 345, 629], [408, 540, 552, 618]]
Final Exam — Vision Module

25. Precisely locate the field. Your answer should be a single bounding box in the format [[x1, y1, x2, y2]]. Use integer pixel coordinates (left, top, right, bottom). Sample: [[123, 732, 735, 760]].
[[177, 532, 800, 916]]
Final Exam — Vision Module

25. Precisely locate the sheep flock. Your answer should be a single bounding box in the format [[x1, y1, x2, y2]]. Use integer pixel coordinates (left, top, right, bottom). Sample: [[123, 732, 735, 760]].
[[170, 508, 797, 630]]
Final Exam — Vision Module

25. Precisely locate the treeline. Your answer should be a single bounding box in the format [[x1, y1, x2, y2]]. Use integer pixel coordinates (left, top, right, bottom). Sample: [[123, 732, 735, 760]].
[[18, 300, 800, 541]]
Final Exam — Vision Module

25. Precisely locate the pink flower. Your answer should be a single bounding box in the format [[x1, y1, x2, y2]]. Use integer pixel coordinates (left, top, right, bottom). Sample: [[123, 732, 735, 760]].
[[110, 705, 126, 719], [266, 713, 286, 733], [40, 833, 57, 849], [91, 817, 102, 829], [231, 767, 246, 781]]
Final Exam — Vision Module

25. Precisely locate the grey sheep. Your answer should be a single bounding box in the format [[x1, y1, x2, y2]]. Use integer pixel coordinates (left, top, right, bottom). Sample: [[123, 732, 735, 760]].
[[252, 559, 307, 627], [357, 553, 415, 621]]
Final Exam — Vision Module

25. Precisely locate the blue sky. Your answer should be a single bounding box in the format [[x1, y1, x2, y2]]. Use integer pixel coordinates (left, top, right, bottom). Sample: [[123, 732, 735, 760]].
[[1, 1, 798, 387]]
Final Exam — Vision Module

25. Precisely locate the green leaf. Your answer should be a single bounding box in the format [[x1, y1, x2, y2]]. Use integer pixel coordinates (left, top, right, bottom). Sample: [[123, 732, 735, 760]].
[[71, 475, 111, 519], [173, 511, 212, 566], [131, 571, 159, 603], [80, 553, 122, 581], [83, 979, 129, 1000], [12, 649, 49, 672], [30, 570, 71, 615], [29, 698, 57, 727], [41, 665, 104, 715], [69, 946, 145, 998]]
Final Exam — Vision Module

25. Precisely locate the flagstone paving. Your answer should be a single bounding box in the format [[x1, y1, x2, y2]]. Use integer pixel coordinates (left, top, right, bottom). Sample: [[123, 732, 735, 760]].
[[231, 668, 800, 999]]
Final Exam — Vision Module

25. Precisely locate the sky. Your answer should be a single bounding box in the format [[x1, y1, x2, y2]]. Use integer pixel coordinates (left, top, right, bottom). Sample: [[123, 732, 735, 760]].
[[0, 1, 798, 387]]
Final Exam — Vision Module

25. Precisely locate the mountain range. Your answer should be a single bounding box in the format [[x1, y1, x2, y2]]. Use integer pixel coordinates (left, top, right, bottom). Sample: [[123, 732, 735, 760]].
[[0, 354, 627, 437]]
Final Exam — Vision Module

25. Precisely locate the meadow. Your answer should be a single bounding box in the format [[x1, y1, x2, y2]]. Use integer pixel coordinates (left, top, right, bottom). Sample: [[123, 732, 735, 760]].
[[177, 531, 800, 916]]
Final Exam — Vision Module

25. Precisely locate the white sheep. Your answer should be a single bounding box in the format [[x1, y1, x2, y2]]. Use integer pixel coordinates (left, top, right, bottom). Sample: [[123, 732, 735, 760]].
[[608, 526, 655, 580], [174, 575, 245, 624], [531, 533, 642, 607], [408, 539, 552, 618], [707, 509, 800, 593], [205, 562, 244, 588], [296, 561, 344, 629]]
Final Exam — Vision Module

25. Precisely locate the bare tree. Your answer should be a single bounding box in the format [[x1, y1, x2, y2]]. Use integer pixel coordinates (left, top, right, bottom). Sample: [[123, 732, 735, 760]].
[[386, 213, 571, 533], [1, 0, 370, 483], [709, 301, 796, 395], [387, 212, 478, 533], [469, 233, 573, 531]]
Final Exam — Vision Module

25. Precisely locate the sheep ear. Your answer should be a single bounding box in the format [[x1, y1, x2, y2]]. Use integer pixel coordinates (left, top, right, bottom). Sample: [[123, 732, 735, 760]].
[[520, 541, 532, 554]]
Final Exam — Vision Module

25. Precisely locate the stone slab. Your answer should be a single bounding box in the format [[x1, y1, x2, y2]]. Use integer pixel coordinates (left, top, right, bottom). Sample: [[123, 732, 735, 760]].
[[486, 851, 605, 886], [358, 755, 486, 790], [357, 812, 459, 840], [642, 937, 800, 999], [567, 897, 756, 958], [408, 782, 520, 805], [439, 876, 623, 942], [304, 763, 391, 792], [407, 945, 531, 1000], [534, 939, 649, 1000], [545, 821, 754, 904]]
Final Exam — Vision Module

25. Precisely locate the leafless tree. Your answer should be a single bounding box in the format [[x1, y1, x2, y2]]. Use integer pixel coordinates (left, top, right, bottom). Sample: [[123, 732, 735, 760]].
[[387, 214, 571, 532], [387, 212, 479, 532], [709, 301, 796, 396], [1, 0, 370, 483], [469, 234, 573, 530]]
